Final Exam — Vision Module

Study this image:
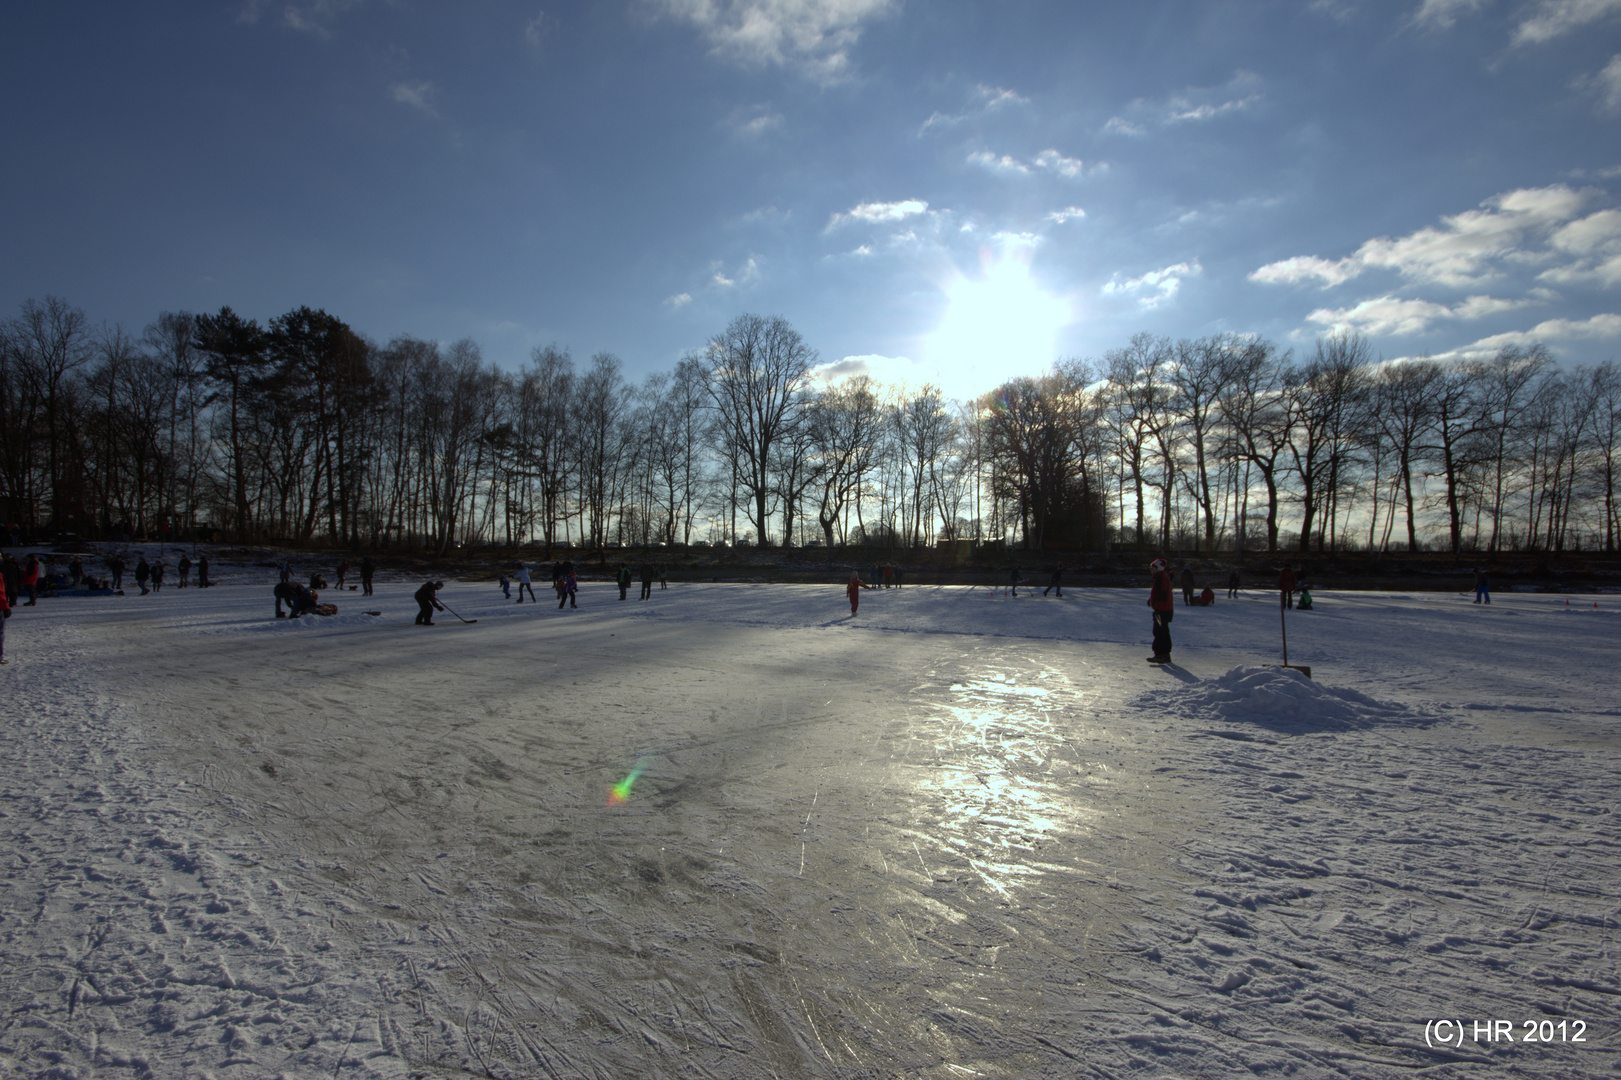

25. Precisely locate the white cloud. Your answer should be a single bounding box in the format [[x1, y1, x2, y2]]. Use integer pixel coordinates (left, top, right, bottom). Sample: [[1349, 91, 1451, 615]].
[[390, 81, 437, 114], [1103, 72, 1262, 136], [653, 0, 896, 81], [1033, 149, 1089, 177], [1463, 313, 1621, 350], [1103, 260, 1201, 309], [809, 354, 919, 387], [727, 105, 784, 137], [1251, 185, 1598, 289], [919, 83, 1029, 133], [826, 198, 930, 229], [1581, 53, 1621, 113], [1411, 0, 1486, 28], [1046, 207, 1086, 224], [240, 0, 367, 37], [1168, 95, 1261, 123], [710, 257, 761, 288], [1305, 293, 1539, 336], [524, 10, 551, 47], [664, 292, 693, 309], [965, 148, 1096, 179], [1514, 0, 1621, 43], [967, 151, 1030, 175]]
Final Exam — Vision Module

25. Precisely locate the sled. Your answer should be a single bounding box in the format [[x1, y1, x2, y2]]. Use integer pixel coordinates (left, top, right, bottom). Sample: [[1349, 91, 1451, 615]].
[[314, 603, 338, 616]]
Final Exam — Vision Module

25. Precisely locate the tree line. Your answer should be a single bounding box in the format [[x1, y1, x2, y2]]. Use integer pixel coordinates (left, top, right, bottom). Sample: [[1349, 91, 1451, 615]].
[[2, 294, 1617, 556]]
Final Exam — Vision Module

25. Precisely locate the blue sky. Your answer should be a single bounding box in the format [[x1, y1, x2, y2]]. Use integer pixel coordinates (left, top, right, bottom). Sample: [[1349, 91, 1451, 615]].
[[4, 1, 1619, 399]]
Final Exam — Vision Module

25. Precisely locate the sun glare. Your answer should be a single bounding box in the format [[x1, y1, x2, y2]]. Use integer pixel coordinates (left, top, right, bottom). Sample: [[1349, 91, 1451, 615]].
[[923, 248, 1072, 398]]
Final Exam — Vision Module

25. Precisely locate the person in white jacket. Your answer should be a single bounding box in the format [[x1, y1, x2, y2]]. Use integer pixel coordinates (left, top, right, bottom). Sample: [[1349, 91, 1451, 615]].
[[514, 565, 536, 603]]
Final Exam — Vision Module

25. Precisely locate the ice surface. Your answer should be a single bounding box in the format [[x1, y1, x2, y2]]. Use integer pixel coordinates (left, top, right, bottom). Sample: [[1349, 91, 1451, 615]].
[[0, 572, 1616, 1077]]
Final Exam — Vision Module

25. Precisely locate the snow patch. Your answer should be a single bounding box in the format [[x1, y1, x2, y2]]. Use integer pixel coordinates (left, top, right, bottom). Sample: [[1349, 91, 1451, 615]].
[[1135, 665, 1434, 732]]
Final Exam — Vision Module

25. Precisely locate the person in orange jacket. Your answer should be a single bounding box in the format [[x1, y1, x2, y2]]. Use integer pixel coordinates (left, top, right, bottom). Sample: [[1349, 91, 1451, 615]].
[[846, 571, 872, 615]]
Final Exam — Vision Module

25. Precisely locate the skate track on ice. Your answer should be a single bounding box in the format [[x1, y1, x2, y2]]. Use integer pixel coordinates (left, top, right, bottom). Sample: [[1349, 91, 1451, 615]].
[[1, 579, 1617, 1078]]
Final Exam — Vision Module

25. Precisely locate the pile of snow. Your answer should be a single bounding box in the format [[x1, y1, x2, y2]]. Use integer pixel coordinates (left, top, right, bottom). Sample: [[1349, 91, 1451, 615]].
[[1137, 664, 1430, 731]]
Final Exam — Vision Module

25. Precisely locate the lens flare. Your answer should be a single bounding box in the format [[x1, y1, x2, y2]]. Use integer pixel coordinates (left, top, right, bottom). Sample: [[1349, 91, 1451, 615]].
[[607, 756, 653, 806]]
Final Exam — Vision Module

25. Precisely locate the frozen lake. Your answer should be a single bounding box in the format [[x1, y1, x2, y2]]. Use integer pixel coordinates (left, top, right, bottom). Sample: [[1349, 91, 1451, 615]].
[[2, 574, 1617, 1077]]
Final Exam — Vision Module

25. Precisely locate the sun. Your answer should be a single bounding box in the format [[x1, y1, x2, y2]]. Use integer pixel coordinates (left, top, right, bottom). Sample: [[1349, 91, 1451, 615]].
[[922, 246, 1072, 397]]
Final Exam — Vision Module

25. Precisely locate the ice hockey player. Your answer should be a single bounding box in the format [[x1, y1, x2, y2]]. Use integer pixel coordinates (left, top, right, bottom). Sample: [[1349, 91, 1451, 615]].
[[415, 580, 445, 625], [1148, 558, 1174, 663], [847, 570, 872, 615], [1008, 566, 1023, 596], [1044, 564, 1064, 597]]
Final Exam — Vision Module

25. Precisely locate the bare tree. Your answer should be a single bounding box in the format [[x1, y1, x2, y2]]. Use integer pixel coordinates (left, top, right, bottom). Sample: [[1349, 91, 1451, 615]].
[[703, 314, 815, 547]]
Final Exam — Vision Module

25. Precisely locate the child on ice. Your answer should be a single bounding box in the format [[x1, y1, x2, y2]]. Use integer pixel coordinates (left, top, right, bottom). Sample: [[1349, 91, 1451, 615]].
[[846, 572, 871, 615]]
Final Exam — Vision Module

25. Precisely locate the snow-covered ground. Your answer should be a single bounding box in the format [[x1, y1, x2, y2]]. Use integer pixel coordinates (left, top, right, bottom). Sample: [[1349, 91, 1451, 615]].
[[2, 567, 1617, 1078]]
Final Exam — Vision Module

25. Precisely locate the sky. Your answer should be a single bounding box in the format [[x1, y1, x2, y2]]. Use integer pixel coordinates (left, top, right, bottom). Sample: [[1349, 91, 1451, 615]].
[[3, 0, 1619, 401]]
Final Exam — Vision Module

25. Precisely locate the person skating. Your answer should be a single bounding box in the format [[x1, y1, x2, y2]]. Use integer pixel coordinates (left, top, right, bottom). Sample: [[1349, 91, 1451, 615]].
[[558, 569, 578, 609], [150, 561, 165, 593], [177, 554, 191, 587], [197, 554, 210, 588], [1008, 566, 1023, 596], [1044, 564, 1064, 597], [1474, 567, 1490, 604], [360, 556, 375, 596], [0, 571, 11, 662], [23, 554, 40, 605], [415, 580, 445, 625], [107, 554, 124, 592], [133, 556, 149, 596], [846, 571, 872, 615], [616, 564, 632, 601], [1279, 562, 1297, 610], [882, 563, 894, 589], [336, 559, 350, 590], [1227, 569, 1240, 599], [2, 555, 21, 608], [515, 565, 536, 603], [639, 562, 654, 600], [1148, 558, 1175, 663], [1180, 562, 1197, 606]]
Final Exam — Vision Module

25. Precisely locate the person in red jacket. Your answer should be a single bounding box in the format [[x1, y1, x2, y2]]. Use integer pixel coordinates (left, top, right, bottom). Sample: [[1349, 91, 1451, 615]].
[[1279, 562, 1297, 610], [846, 571, 871, 615], [1148, 558, 1175, 663]]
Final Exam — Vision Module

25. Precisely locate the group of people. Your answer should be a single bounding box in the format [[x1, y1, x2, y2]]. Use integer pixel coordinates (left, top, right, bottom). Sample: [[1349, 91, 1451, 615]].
[[1147, 559, 1317, 664]]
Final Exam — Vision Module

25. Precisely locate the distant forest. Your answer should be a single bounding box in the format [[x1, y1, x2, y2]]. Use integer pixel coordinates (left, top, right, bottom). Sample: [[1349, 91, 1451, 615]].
[[1, 295, 1617, 556]]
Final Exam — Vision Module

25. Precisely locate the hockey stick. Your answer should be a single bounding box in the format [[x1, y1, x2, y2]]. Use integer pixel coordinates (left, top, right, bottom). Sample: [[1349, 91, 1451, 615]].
[[438, 601, 478, 624]]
